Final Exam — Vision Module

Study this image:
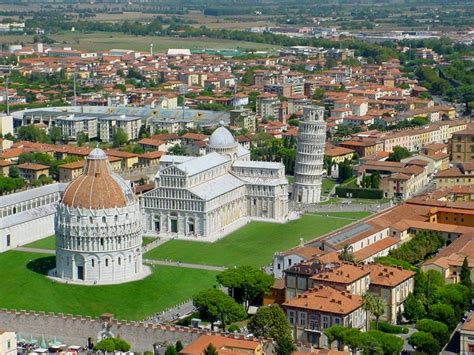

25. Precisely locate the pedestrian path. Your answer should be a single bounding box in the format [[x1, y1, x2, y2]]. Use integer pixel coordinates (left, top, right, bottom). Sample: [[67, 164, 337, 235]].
[[16, 247, 55, 255], [144, 258, 226, 272]]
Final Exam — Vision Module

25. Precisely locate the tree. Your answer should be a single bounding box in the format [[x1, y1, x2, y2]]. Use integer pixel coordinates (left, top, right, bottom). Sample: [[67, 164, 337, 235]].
[[112, 128, 128, 147], [338, 244, 355, 263], [338, 159, 353, 181], [343, 328, 365, 354], [416, 319, 450, 346], [203, 343, 218, 355], [274, 335, 295, 355], [94, 338, 116, 352], [408, 331, 440, 355], [387, 146, 411, 162], [193, 289, 246, 330], [165, 344, 178, 355], [433, 283, 471, 318], [455, 85, 474, 114], [324, 325, 347, 350], [94, 337, 131, 352], [460, 256, 472, 290], [217, 266, 273, 311], [49, 126, 63, 143], [8, 166, 19, 178], [76, 131, 89, 147], [248, 304, 293, 347], [370, 172, 380, 189], [429, 303, 458, 329], [403, 293, 426, 322], [168, 144, 187, 156], [362, 293, 385, 329], [175, 340, 183, 353], [17, 125, 50, 143], [371, 331, 403, 355]]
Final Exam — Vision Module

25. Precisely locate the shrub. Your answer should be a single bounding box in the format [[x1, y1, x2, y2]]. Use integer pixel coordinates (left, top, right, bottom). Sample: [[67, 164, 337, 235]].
[[227, 324, 240, 333], [416, 319, 450, 346], [335, 186, 383, 199], [371, 321, 407, 334]]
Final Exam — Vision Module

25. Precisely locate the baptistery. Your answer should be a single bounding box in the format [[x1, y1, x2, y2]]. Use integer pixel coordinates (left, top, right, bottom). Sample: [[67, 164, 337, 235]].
[[54, 148, 143, 284]]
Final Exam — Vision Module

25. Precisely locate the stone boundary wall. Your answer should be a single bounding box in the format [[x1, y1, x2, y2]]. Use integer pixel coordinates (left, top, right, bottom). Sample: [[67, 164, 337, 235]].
[[0, 310, 273, 353]]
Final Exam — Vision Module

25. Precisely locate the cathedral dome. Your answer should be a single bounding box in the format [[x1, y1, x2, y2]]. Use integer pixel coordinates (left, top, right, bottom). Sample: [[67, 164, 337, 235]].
[[208, 125, 237, 149], [61, 148, 135, 209]]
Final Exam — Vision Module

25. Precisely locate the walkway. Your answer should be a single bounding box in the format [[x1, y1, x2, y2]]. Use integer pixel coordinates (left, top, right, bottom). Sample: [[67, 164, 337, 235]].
[[143, 259, 226, 272], [16, 247, 55, 255]]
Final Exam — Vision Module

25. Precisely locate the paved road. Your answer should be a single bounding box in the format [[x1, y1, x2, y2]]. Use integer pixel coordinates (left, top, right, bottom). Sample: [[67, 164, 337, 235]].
[[144, 259, 226, 272], [16, 247, 55, 255]]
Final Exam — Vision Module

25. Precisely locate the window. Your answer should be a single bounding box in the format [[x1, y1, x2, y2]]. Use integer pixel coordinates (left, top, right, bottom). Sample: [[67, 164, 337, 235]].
[[322, 315, 330, 329], [118, 257, 121, 265], [105, 259, 109, 267], [91, 259, 95, 267], [277, 263, 281, 270], [6, 234, 10, 247], [100, 238, 104, 246], [102, 216, 106, 223], [299, 312, 307, 327], [288, 310, 295, 325], [288, 258, 292, 266]]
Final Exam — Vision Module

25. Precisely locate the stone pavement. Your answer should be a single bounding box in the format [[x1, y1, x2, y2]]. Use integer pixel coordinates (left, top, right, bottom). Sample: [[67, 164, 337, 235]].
[[16, 247, 56, 255], [143, 259, 226, 272]]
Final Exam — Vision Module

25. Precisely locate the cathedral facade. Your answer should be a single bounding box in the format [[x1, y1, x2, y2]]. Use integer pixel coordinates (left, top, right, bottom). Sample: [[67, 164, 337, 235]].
[[141, 125, 289, 241]]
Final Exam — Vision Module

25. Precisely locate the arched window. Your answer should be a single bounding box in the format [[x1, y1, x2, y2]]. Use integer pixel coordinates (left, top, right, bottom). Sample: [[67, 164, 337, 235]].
[[129, 255, 132, 263], [91, 259, 95, 267], [105, 259, 109, 267], [118, 257, 121, 265], [115, 215, 118, 222], [102, 216, 106, 223], [89, 217, 93, 224]]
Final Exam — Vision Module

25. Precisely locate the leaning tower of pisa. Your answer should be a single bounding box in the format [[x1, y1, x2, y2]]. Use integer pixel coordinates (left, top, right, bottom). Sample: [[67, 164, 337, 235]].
[[293, 106, 327, 204]]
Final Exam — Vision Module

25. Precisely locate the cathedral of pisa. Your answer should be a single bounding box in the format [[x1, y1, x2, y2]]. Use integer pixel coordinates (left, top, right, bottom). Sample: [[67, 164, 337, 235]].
[[51, 106, 325, 284]]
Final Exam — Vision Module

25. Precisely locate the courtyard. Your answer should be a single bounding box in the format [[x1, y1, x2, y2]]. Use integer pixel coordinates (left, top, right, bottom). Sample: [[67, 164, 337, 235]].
[[0, 251, 218, 320]]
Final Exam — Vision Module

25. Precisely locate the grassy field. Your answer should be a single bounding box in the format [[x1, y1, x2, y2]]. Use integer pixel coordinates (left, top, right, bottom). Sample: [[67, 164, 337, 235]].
[[0, 251, 218, 320], [24, 236, 56, 250], [144, 212, 370, 267], [321, 178, 337, 196], [0, 32, 280, 52]]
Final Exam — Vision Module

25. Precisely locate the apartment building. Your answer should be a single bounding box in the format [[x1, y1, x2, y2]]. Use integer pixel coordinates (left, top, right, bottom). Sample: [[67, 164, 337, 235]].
[[256, 93, 280, 119], [435, 163, 474, 189], [451, 128, 474, 163], [365, 264, 415, 324], [310, 263, 371, 296], [283, 286, 366, 347], [17, 163, 49, 181]]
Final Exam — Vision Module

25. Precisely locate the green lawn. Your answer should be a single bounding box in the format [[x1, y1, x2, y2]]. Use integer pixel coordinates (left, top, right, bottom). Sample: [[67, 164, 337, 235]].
[[0, 251, 218, 320], [0, 32, 280, 52], [322, 178, 337, 195], [24, 236, 56, 250], [145, 212, 370, 267], [142, 236, 156, 246]]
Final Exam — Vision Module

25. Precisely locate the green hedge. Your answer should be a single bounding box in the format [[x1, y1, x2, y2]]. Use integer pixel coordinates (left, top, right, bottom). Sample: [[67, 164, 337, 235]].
[[335, 186, 383, 199], [371, 321, 409, 334]]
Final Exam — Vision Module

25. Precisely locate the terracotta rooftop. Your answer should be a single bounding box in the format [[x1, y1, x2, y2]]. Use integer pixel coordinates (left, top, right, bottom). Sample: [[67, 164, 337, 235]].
[[17, 162, 49, 171], [283, 285, 362, 315], [311, 263, 370, 285], [462, 313, 474, 332], [353, 237, 399, 261], [366, 264, 415, 287], [62, 148, 134, 209], [180, 334, 261, 355]]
